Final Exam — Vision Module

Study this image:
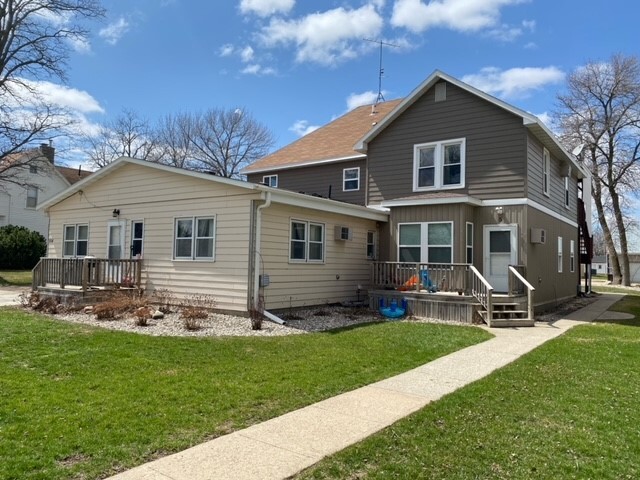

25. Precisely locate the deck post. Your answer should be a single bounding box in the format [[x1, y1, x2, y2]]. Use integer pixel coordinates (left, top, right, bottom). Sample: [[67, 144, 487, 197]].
[[415, 263, 420, 292], [82, 258, 88, 292], [60, 259, 65, 289]]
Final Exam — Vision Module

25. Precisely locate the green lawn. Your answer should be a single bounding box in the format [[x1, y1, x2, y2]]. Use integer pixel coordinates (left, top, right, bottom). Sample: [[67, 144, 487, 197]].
[[296, 295, 640, 480], [0, 269, 32, 286], [0, 309, 491, 480]]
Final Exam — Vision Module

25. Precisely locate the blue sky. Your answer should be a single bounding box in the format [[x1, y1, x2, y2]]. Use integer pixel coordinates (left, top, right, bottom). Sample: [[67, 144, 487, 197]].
[[45, 0, 638, 166]]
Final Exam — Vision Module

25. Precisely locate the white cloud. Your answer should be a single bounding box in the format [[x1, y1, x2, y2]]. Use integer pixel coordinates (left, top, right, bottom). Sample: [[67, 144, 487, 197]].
[[346, 90, 386, 111], [240, 0, 295, 17], [240, 45, 255, 63], [68, 35, 92, 54], [522, 19, 536, 31], [99, 17, 130, 45], [534, 111, 552, 126], [219, 43, 235, 56], [524, 41, 537, 49], [260, 4, 384, 65], [462, 66, 565, 99], [241, 64, 277, 75], [10, 79, 104, 114], [289, 120, 320, 137], [391, 0, 526, 34], [486, 24, 523, 41]]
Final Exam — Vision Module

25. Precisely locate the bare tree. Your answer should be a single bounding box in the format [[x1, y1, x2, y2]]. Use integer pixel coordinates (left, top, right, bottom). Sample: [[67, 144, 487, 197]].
[[154, 112, 196, 169], [84, 109, 158, 168], [0, 0, 104, 185], [187, 108, 275, 178], [556, 54, 640, 285]]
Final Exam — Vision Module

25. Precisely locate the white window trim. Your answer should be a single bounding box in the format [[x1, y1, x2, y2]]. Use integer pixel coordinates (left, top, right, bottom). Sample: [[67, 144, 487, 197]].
[[131, 220, 144, 258], [543, 148, 550, 197], [413, 138, 465, 192], [263, 175, 278, 187], [397, 221, 454, 263], [558, 236, 563, 273], [173, 216, 216, 261], [343, 167, 360, 192], [26, 186, 38, 209], [564, 176, 570, 209], [63, 223, 89, 258], [366, 230, 376, 260], [289, 219, 325, 264], [466, 222, 474, 264], [570, 239, 575, 273]]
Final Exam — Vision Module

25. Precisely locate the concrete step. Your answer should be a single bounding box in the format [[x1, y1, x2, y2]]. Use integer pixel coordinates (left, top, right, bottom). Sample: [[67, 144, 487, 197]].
[[488, 318, 536, 328]]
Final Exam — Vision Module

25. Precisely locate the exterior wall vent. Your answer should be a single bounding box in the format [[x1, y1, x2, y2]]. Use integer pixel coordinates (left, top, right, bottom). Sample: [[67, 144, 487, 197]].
[[435, 82, 447, 102], [530, 228, 546, 244], [334, 226, 353, 241]]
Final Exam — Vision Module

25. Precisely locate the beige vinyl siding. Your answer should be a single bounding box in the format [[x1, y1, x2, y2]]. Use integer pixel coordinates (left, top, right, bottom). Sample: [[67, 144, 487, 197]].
[[367, 81, 527, 204], [385, 204, 476, 263], [525, 206, 579, 307], [247, 159, 366, 205], [47, 163, 260, 312], [526, 134, 578, 222], [258, 203, 377, 309]]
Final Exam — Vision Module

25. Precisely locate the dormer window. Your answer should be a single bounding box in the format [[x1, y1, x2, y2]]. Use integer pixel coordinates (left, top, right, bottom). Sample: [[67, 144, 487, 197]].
[[263, 175, 278, 187], [413, 138, 465, 191]]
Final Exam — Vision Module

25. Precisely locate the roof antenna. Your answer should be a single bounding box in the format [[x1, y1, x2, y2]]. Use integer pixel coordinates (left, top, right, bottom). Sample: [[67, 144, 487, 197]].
[[364, 38, 400, 108]]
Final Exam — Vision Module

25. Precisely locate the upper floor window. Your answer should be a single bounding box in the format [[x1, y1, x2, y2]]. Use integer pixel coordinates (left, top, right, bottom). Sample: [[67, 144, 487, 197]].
[[26, 186, 38, 208], [413, 138, 465, 191], [343, 167, 360, 191], [564, 176, 570, 209], [263, 175, 278, 187], [63, 224, 88, 257], [543, 148, 550, 197], [290, 220, 324, 263], [557, 236, 563, 273], [174, 216, 215, 260]]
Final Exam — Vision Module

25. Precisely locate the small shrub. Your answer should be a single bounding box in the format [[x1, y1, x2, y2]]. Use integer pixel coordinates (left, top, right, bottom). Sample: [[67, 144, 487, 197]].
[[250, 294, 264, 330], [183, 317, 202, 331], [21, 291, 63, 314], [133, 306, 153, 326], [178, 294, 215, 322], [152, 288, 176, 314], [0, 225, 46, 269], [93, 293, 147, 321], [180, 305, 209, 320]]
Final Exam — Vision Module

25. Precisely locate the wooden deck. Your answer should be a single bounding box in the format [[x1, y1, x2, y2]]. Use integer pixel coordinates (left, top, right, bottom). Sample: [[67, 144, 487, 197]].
[[32, 258, 142, 292]]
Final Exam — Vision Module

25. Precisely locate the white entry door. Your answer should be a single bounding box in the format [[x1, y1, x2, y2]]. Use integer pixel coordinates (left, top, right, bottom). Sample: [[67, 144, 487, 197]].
[[106, 221, 126, 283], [483, 225, 517, 292]]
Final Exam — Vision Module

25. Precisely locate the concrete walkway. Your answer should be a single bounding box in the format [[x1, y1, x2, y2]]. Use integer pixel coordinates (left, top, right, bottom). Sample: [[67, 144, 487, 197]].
[[0, 286, 27, 306], [103, 294, 622, 480]]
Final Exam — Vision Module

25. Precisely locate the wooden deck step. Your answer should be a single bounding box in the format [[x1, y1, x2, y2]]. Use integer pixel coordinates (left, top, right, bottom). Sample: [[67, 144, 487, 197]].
[[487, 318, 536, 327]]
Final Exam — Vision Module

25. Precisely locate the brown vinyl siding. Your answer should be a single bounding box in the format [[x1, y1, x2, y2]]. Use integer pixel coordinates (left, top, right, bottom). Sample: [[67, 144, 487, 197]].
[[526, 133, 578, 222], [367, 81, 527, 204], [247, 159, 366, 205]]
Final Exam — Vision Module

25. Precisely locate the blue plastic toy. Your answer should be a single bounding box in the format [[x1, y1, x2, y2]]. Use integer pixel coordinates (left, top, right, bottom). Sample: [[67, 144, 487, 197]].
[[379, 297, 407, 319]]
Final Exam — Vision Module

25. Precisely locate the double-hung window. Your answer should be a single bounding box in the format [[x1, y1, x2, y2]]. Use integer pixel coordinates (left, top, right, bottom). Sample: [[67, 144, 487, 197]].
[[263, 175, 278, 187], [366, 231, 376, 259], [343, 167, 360, 191], [174, 216, 215, 260], [413, 138, 465, 191], [63, 224, 88, 257], [398, 222, 453, 263], [570, 240, 575, 273], [543, 148, 550, 197], [564, 176, 570, 208], [290, 220, 324, 263], [557, 236, 563, 273], [26, 186, 38, 208], [466, 222, 474, 264]]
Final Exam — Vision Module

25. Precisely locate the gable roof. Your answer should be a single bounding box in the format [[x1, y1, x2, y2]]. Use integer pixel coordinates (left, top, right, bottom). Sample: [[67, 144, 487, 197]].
[[40, 157, 388, 222], [355, 70, 589, 179], [1, 148, 73, 187], [241, 99, 401, 174], [55, 165, 93, 184]]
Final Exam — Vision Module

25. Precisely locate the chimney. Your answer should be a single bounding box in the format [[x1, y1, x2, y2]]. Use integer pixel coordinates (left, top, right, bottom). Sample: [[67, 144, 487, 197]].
[[39, 141, 55, 164]]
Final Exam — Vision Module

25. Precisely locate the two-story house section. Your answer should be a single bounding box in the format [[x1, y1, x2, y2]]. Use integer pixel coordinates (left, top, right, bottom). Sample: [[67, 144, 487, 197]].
[[242, 99, 401, 205], [0, 144, 91, 238], [244, 70, 592, 311]]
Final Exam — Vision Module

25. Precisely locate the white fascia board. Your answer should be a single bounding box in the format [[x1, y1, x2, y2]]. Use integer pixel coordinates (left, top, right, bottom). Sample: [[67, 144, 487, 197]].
[[40, 157, 261, 211], [263, 188, 388, 222], [380, 195, 483, 208], [241, 154, 366, 175]]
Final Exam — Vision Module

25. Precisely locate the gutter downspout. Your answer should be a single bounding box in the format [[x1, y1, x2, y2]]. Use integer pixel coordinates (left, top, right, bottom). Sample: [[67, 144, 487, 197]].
[[253, 191, 271, 311]]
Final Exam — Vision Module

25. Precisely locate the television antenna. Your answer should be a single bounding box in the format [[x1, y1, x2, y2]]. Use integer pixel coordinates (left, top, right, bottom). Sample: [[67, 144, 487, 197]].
[[364, 38, 400, 105]]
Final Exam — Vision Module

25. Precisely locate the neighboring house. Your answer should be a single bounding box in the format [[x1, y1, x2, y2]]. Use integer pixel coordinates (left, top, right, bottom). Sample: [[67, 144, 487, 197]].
[[627, 254, 640, 284], [592, 255, 608, 275], [38, 157, 387, 313], [0, 145, 91, 238], [244, 70, 593, 310]]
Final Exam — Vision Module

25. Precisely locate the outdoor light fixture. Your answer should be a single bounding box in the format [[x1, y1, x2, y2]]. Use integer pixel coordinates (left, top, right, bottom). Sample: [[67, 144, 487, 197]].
[[112, 209, 120, 218], [495, 206, 504, 222]]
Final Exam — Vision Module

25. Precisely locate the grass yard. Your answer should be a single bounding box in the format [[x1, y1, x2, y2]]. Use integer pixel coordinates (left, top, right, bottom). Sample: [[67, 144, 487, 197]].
[[0, 309, 491, 480], [0, 270, 32, 286], [297, 294, 640, 480]]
